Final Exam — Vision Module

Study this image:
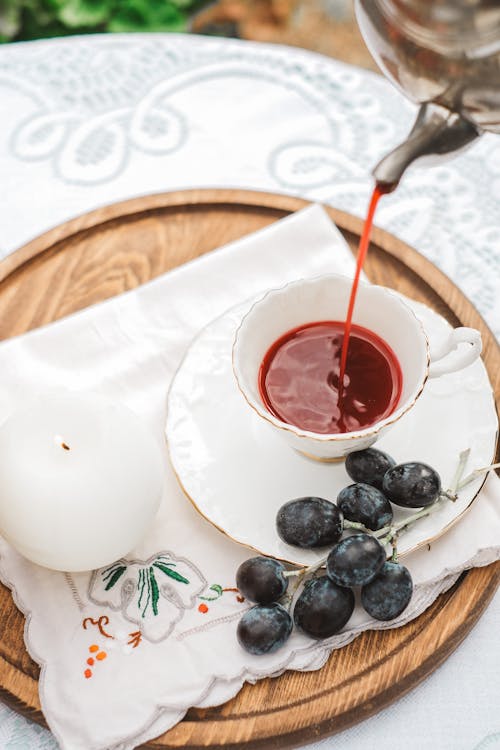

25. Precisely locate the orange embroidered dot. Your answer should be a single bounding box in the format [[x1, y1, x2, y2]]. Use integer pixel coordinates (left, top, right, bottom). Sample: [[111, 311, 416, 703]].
[[198, 603, 208, 614], [96, 651, 107, 661], [89, 644, 99, 653], [84, 669, 92, 679], [87, 658, 94, 666]]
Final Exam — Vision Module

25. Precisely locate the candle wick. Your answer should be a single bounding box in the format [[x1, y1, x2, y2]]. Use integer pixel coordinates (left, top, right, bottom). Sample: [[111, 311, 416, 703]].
[[54, 434, 71, 451]]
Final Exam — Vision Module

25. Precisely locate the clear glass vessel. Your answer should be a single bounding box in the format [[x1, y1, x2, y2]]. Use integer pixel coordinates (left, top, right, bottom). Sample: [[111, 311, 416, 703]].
[[355, 0, 500, 185]]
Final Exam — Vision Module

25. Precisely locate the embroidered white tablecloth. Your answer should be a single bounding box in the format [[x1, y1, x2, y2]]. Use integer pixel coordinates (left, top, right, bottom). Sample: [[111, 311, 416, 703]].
[[0, 32, 499, 750]]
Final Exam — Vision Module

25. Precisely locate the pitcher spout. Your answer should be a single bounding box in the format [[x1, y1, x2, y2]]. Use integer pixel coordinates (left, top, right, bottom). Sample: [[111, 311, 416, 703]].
[[373, 103, 482, 191]]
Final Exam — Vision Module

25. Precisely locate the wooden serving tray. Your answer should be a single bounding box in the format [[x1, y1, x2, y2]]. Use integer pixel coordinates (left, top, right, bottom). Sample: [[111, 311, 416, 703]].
[[0, 189, 498, 748]]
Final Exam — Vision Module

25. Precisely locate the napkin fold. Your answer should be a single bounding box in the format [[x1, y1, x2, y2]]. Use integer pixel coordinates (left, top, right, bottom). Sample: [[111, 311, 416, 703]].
[[0, 205, 498, 750]]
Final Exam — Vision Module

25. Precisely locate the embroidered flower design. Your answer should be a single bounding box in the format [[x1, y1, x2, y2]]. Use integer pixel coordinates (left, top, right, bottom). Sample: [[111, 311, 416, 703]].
[[88, 552, 207, 642]]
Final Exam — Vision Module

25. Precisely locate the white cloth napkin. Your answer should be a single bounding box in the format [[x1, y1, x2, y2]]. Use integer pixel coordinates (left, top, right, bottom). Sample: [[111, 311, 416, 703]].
[[0, 205, 498, 750]]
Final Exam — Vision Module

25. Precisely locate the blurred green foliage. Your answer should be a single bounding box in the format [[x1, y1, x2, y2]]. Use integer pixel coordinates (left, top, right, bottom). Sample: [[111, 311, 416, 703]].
[[0, 0, 209, 42]]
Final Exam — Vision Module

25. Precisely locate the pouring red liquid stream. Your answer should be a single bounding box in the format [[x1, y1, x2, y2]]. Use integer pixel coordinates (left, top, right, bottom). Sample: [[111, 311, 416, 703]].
[[259, 181, 400, 435], [338, 183, 390, 395]]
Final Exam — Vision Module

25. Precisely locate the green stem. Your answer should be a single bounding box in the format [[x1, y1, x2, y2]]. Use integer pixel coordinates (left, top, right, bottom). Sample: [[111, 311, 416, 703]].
[[449, 448, 470, 494], [373, 501, 443, 541], [378, 530, 395, 546], [394, 503, 442, 533], [440, 490, 457, 503], [344, 520, 371, 533], [283, 568, 308, 612], [458, 462, 500, 490], [373, 524, 392, 539], [284, 556, 329, 578]]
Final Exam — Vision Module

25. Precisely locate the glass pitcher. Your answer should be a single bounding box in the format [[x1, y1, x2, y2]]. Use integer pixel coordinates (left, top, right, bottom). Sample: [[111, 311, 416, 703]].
[[355, 0, 500, 187]]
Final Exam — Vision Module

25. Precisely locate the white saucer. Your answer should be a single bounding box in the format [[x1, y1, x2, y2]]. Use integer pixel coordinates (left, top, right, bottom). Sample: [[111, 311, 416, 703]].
[[166, 296, 498, 566]]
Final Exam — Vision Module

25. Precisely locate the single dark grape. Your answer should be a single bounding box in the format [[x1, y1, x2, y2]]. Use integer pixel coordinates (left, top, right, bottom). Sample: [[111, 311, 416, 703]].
[[276, 497, 343, 548], [382, 462, 441, 508], [327, 533, 386, 587], [293, 576, 354, 639], [237, 603, 293, 655], [345, 448, 396, 490], [337, 483, 393, 531], [361, 562, 413, 621], [236, 556, 288, 604]]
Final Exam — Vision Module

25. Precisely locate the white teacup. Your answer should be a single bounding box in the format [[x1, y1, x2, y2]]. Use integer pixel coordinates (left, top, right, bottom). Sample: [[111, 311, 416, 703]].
[[232, 275, 482, 461]]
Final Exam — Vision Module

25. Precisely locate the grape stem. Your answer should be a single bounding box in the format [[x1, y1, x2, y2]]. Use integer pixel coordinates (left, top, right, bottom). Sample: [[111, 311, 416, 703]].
[[439, 490, 458, 503], [374, 501, 443, 543], [284, 558, 329, 578], [344, 520, 371, 533], [449, 449, 471, 494], [458, 462, 500, 490], [390, 539, 399, 563], [282, 567, 308, 611]]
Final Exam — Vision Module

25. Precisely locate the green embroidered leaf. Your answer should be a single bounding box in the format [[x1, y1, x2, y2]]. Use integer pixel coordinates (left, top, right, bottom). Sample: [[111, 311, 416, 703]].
[[142, 575, 151, 618], [149, 567, 160, 616], [102, 561, 121, 576], [199, 583, 224, 601], [138, 568, 146, 610], [102, 564, 124, 582], [153, 561, 189, 584], [103, 566, 126, 591]]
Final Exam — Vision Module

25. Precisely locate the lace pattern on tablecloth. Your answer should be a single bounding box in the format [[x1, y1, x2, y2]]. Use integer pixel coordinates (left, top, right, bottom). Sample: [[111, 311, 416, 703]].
[[0, 34, 499, 338]]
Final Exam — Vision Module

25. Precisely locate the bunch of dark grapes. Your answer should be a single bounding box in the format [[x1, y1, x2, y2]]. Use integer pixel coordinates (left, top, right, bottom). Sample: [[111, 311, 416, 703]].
[[236, 448, 443, 655]]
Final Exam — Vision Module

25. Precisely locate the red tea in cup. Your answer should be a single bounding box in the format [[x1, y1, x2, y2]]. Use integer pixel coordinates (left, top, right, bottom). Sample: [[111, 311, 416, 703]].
[[258, 321, 402, 434]]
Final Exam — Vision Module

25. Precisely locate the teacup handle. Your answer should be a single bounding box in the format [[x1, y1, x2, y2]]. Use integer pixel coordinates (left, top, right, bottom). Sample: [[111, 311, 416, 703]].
[[429, 327, 482, 378]]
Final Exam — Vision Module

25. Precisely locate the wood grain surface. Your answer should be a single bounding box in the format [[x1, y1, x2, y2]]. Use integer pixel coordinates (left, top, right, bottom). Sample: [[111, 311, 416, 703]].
[[0, 189, 498, 749]]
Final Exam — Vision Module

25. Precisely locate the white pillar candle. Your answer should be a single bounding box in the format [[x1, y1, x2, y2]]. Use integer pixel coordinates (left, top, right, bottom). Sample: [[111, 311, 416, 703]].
[[0, 394, 164, 571]]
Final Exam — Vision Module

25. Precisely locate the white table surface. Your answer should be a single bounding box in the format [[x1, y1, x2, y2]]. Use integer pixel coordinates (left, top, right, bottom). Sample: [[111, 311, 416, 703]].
[[0, 32, 499, 750]]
